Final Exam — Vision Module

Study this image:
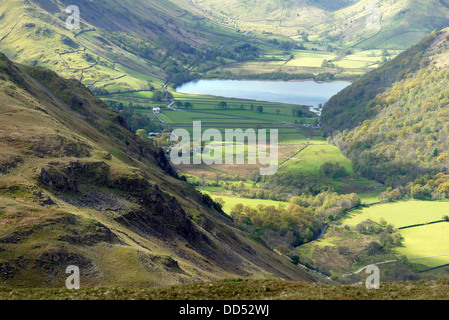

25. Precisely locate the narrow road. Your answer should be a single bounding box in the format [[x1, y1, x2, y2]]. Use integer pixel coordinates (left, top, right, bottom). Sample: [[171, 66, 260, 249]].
[[152, 100, 175, 124], [152, 110, 164, 124], [342, 253, 449, 277], [166, 100, 178, 111]]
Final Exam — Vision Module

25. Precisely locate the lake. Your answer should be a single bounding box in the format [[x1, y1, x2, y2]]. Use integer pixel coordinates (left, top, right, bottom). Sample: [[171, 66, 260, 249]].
[[176, 79, 351, 114]]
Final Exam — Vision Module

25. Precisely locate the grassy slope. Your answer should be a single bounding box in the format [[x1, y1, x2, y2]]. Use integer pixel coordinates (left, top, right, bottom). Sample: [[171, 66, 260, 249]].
[[3, 278, 449, 300], [2, 0, 447, 95], [1, 0, 435, 93], [0, 0, 244, 92], [321, 28, 440, 132]]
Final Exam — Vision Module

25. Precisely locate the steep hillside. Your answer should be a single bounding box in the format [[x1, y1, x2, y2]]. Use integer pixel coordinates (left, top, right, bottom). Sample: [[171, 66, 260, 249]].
[[321, 28, 449, 188], [321, 29, 438, 132], [0, 53, 319, 288], [0, 0, 246, 91]]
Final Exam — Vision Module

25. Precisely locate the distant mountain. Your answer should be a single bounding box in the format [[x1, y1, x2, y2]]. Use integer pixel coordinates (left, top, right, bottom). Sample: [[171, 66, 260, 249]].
[[196, 0, 449, 49], [0, 0, 247, 92], [321, 28, 449, 189], [2, 0, 448, 95], [0, 53, 318, 287]]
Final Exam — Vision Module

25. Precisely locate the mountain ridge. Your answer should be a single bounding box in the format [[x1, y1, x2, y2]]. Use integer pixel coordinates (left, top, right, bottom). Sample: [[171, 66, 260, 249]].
[[196, 0, 449, 49]]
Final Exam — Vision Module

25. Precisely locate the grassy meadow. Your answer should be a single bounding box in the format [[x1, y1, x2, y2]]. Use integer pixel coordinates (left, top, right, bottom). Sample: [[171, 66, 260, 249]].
[[344, 200, 449, 228], [343, 200, 449, 268], [205, 192, 290, 214]]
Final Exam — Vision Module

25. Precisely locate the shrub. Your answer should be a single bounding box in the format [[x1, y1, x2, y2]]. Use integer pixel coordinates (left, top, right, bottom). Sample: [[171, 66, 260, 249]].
[[320, 161, 348, 178]]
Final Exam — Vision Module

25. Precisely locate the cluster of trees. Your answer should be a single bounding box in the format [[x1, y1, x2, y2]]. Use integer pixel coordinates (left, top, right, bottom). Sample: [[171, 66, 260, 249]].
[[104, 101, 164, 134], [230, 203, 322, 248], [289, 191, 361, 222], [267, 38, 296, 51], [321, 59, 337, 68], [321, 30, 439, 132], [259, 171, 336, 199], [408, 172, 449, 200], [151, 90, 173, 102], [370, 172, 449, 203], [355, 219, 402, 251], [291, 106, 306, 117], [333, 66, 449, 188], [222, 181, 282, 201], [233, 44, 260, 60], [319, 161, 348, 179], [229, 190, 361, 249], [149, 132, 173, 148], [219, 171, 336, 202], [175, 101, 193, 109]]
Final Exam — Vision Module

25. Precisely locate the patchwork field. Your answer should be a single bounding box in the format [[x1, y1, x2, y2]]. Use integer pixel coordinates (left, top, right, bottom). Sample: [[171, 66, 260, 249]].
[[344, 200, 449, 228], [279, 144, 352, 174], [210, 47, 399, 80]]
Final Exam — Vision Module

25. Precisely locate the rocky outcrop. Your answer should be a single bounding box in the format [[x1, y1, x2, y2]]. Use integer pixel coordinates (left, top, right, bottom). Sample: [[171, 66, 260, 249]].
[[36, 159, 206, 245], [38, 166, 78, 192], [29, 135, 92, 158], [116, 184, 209, 244], [0, 257, 28, 281], [0, 154, 23, 173], [37, 160, 110, 192], [58, 220, 121, 246]]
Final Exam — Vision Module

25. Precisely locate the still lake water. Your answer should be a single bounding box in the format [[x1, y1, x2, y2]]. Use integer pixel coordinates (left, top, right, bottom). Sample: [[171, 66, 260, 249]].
[[176, 80, 351, 113]]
